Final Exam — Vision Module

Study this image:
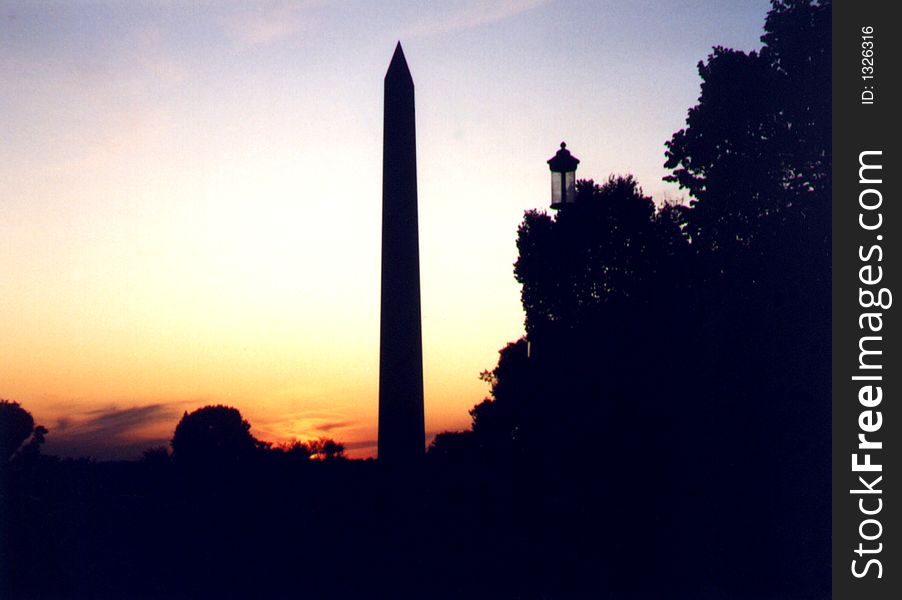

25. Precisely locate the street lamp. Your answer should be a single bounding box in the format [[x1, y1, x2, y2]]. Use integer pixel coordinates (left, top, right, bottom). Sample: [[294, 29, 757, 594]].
[[547, 142, 580, 209]]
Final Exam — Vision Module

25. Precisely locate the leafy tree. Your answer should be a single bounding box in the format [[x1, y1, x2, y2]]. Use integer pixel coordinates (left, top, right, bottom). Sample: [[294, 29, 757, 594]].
[[515, 175, 686, 342], [15, 426, 48, 464], [427, 430, 477, 463], [447, 4, 831, 595], [304, 438, 346, 461], [0, 400, 38, 463], [171, 405, 260, 464], [759, 0, 831, 192], [463, 2, 830, 482], [275, 440, 313, 461], [660, 0, 831, 447], [664, 0, 830, 253], [434, 174, 692, 469], [467, 339, 531, 457], [660, 2, 831, 592]]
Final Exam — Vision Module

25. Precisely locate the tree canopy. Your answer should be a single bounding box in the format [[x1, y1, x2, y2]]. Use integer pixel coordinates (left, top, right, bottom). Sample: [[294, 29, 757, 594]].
[[0, 400, 35, 464], [515, 176, 687, 342], [0, 400, 47, 465], [171, 405, 260, 464], [433, 2, 831, 595], [664, 0, 831, 252]]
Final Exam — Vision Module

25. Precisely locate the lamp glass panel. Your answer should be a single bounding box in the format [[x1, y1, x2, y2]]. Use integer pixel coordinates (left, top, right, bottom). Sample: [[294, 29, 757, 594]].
[[551, 171, 562, 205], [564, 171, 576, 203]]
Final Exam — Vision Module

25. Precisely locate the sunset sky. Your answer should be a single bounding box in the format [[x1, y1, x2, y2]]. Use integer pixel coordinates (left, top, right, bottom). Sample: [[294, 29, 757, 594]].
[[1, 0, 771, 459]]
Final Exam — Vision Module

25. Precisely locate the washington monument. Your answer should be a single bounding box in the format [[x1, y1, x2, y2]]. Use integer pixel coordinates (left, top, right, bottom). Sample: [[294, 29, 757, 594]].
[[378, 43, 425, 463]]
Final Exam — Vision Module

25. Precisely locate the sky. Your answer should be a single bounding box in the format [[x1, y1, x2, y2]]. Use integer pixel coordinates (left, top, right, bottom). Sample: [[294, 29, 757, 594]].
[[1, 0, 772, 459]]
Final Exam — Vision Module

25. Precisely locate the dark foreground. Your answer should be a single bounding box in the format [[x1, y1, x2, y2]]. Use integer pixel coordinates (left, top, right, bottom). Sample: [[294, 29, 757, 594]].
[[2, 450, 828, 600]]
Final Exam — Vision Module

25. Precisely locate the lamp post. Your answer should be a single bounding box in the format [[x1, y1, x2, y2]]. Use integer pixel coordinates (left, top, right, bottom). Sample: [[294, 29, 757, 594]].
[[547, 142, 580, 209]]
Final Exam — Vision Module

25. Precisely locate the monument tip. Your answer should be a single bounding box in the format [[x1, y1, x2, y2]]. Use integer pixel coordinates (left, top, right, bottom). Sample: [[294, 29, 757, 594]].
[[386, 41, 412, 81]]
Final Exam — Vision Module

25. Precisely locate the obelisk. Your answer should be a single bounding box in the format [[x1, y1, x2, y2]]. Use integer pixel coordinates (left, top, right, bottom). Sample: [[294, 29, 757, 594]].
[[378, 42, 425, 463]]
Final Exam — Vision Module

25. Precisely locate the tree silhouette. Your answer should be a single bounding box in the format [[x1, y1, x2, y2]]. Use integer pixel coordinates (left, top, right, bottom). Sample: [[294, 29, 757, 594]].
[[15, 425, 48, 464], [304, 438, 346, 461], [427, 430, 477, 463], [275, 439, 313, 461], [171, 405, 260, 464], [515, 176, 686, 343], [660, 2, 831, 592], [664, 0, 830, 253], [435, 6, 831, 596], [0, 400, 37, 463], [476, 176, 687, 463], [464, 339, 531, 459]]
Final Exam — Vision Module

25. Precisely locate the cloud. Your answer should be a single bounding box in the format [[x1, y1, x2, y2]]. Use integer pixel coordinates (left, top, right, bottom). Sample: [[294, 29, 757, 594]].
[[402, 0, 550, 38], [252, 410, 360, 442], [220, 0, 331, 47], [316, 419, 354, 432], [76, 404, 175, 438], [343, 439, 376, 451], [44, 403, 185, 460]]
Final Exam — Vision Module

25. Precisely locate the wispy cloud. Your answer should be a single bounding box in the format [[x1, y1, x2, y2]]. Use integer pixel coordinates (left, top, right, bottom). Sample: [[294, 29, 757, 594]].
[[40, 401, 369, 460], [343, 439, 376, 452], [402, 0, 550, 38], [76, 404, 176, 436], [44, 403, 186, 460], [316, 419, 354, 432], [254, 410, 360, 441], [220, 0, 331, 47]]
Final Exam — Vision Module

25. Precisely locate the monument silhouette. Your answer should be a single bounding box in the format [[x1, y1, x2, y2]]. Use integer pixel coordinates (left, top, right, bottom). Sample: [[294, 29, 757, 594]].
[[378, 43, 425, 463]]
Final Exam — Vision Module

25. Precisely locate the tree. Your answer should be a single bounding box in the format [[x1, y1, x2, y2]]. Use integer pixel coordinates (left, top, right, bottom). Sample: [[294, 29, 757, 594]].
[[427, 430, 477, 463], [0, 400, 37, 463], [664, 0, 831, 253], [515, 175, 686, 342], [431, 174, 692, 467], [275, 440, 313, 461], [661, 3, 831, 593], [171, 405, 260, 464], [15, 425, 48, 463], [467, 339, 531, 458], [425, 2, 830, 596], [304, 438, 346, 461]]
